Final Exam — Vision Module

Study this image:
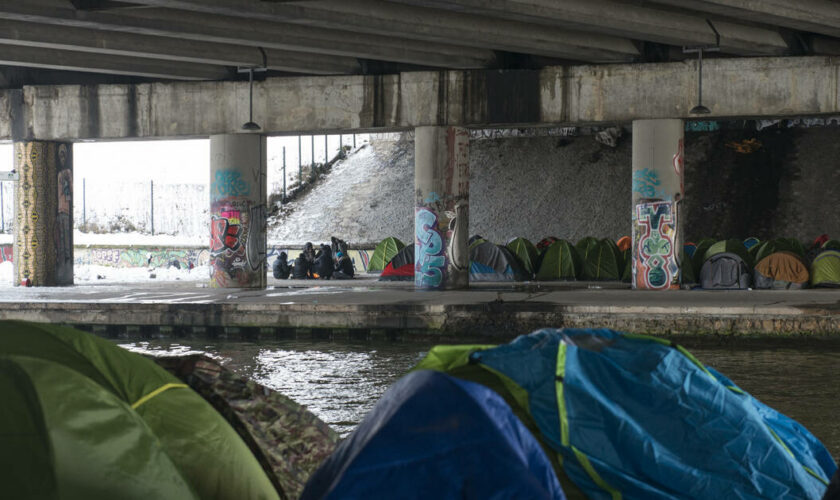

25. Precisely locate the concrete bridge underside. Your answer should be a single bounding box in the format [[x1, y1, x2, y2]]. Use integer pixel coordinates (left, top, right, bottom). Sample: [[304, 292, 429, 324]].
[[1, 56, 839, 141]]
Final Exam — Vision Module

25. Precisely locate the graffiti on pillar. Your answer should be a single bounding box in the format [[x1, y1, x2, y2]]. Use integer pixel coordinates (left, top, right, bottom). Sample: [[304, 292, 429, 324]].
[[55, 145, 73, 284], [210, 214, 242, 253], [0, 245, 12, 263], [212, 170, 250, 198], [632, 201, 679, 290], [246, 204, 266, 271], [415, 208, 445, 288], [15, 142, 69, 286], [632, 168, 663, 199], [672, 138, 684, 196]]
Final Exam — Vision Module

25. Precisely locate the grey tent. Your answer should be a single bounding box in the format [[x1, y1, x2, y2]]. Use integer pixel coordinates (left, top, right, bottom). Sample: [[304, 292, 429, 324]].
[[699, 252, 750, 290]]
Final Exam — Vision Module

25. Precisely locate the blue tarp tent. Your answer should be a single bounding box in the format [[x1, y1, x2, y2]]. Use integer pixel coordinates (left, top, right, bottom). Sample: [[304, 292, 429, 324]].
[[301, 370, 565, 500], [416, 328, 836, 500], [469, 241, 528, 281]]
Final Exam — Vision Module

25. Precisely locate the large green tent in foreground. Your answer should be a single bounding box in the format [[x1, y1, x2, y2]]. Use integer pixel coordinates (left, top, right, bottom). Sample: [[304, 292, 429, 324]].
[[0, 321, 279, 500]]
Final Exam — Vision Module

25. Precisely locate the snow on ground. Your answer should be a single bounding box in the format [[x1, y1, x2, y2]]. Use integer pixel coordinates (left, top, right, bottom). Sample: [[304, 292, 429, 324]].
[[267, 139, 414, 247], [73, 230, 205, 247], [0, 260, 211, 287]]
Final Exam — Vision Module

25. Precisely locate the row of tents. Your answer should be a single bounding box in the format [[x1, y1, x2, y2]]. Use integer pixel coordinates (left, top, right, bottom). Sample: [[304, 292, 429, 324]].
[[368, 235, 840, 288]]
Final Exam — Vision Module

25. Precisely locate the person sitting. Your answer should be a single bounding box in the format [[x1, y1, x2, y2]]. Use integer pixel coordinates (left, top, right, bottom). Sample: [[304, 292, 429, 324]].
[[314, 244, 334, 279], [333, 251, 354, 279], [273, 252, 291, 279], [292, 252, 310, 279]]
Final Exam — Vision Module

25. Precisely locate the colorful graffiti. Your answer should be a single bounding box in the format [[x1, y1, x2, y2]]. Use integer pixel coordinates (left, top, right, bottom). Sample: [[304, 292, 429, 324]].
[[633, 201, 679, 290], [56, 147, 73, 285], [0, 244, 12, 263], [210, 215, 242, 253], [14, 141, 73, 286], [415, 208, 446, 288], [632, 168, 663, 199], [212, 170, 250, 198], [75, 247, 210, 269]]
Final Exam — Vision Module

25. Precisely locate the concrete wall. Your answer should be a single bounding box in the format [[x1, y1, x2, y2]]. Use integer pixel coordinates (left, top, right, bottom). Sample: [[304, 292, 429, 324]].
[[271, 126, 840, 246], [5, 56, 840, 140]]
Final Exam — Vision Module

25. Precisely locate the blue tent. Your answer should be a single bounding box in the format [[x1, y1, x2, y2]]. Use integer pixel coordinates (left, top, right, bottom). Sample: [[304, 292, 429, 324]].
[[301, 370, 565, 500], [416, 329, 836, 500]]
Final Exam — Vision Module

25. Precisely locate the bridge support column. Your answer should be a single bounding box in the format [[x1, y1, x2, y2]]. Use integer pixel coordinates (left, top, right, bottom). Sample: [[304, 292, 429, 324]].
[[631, 119, 684, 290], [414, 126, 469, 290], [13, 141, 73, 286], [209, 134, 267, 288]]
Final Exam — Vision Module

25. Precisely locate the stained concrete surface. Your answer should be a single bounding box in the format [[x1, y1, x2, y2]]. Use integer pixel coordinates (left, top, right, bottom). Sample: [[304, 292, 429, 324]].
[[2, 279, 838, 339]]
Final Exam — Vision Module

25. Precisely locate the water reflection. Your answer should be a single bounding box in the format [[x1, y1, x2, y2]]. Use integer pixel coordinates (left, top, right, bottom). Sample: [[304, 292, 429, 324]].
[[120, 338, 840, 461]]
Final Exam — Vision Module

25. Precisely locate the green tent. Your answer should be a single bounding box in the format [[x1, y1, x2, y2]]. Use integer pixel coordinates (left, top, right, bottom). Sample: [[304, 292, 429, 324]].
[[580, 239, 622, 281], [575, 237, 600, 259], [536, 240, 581, 281], [367, 237, 405, 273], [506, 237, 539, 277], [754, 238, 806, 265], [681, 254, 697, 284], [692, 238, 716, 276], [810, 250, 840, 287], [822, 239, 840, 252], [621, 248, 632, 282], [0, 321, 279, 500], [703, 239, 753, 268]]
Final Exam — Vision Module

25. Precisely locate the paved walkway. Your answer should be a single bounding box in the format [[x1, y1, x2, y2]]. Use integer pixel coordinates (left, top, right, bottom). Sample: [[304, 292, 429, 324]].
[[2, 277, 839, 339]]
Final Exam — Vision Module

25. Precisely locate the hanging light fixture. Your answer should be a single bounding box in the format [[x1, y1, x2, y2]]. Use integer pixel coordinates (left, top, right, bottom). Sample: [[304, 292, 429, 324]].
[[684, 20, 720, 115], [242, 67, 261, 131]]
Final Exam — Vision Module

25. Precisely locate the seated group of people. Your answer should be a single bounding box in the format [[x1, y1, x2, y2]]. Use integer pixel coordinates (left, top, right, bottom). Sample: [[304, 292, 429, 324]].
[[273, 240, 354, 280]]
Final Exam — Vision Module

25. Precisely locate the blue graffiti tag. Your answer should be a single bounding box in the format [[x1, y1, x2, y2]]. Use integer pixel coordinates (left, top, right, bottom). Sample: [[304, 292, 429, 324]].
[[212, 170, 250, 198], [632, 168, 661, 198], [415, 208, 445, 288]]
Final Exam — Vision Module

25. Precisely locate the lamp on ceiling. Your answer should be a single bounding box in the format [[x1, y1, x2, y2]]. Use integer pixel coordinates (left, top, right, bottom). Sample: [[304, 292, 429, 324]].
[[684, 20, 720, 115], [242, 67, 261, 131]]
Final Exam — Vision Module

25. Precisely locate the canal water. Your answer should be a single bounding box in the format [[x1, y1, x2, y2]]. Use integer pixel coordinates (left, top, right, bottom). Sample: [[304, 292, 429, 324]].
[[119, 337, 840, 462]]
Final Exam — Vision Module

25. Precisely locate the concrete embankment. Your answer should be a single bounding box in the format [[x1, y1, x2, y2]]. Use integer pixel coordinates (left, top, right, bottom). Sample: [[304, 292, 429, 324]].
[[1, 281, 838, 340]]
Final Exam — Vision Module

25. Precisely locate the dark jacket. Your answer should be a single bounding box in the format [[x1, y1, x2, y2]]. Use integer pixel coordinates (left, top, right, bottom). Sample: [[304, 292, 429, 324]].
[[292, 253, 310, 279], [333, 254, 354, 279], [314, 245, 333, 279], [273, 252, 291, 279]]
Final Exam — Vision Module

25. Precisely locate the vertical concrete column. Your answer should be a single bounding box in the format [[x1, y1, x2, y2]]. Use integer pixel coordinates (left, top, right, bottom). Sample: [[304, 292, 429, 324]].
[[13, 141, 73, 286], [414, 126, 469, 290], [631, 119, 684, 290], [209, 134, 267, 288]]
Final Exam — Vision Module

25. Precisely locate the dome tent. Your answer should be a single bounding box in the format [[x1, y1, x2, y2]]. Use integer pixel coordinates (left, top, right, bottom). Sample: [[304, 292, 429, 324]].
[[536, 240, 582, 281], [811, 250, 840, 288], [470, 241, 528, 281], [301, 370, 566, 500], [579, 238, 622, 281], [414, 328, 836, 500], [378, 244, 414, 281], [0, 321, 279, 500], [699, 252, 751, 290], [754, 251, 809, 290], [507, 237, 540, 277], [367, 237, 405, 273]]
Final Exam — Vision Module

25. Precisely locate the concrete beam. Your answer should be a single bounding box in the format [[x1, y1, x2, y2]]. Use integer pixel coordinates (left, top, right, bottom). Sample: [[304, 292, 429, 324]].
[[649, 0, 840, 39], [0, 19, 360, 75], [386, 0, 789, 56], [0, 43, 230, 80], [1, 2, 493, 69], [4, 56, 839, 141], [124, 0, 641, 62]]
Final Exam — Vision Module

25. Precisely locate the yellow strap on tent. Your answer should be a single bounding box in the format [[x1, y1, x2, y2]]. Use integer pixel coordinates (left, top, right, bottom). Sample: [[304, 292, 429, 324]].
[[131, 383, 188, 409], [555, 341, 569, 447], [572, 446, 622, 500]]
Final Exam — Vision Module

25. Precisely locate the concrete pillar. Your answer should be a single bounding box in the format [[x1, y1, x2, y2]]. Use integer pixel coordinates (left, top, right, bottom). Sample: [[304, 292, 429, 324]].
[[13, 141, 73, 286], [414, 126, 469, 290], [631, 119, 684, 290], [209, 134, 267, 288]]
